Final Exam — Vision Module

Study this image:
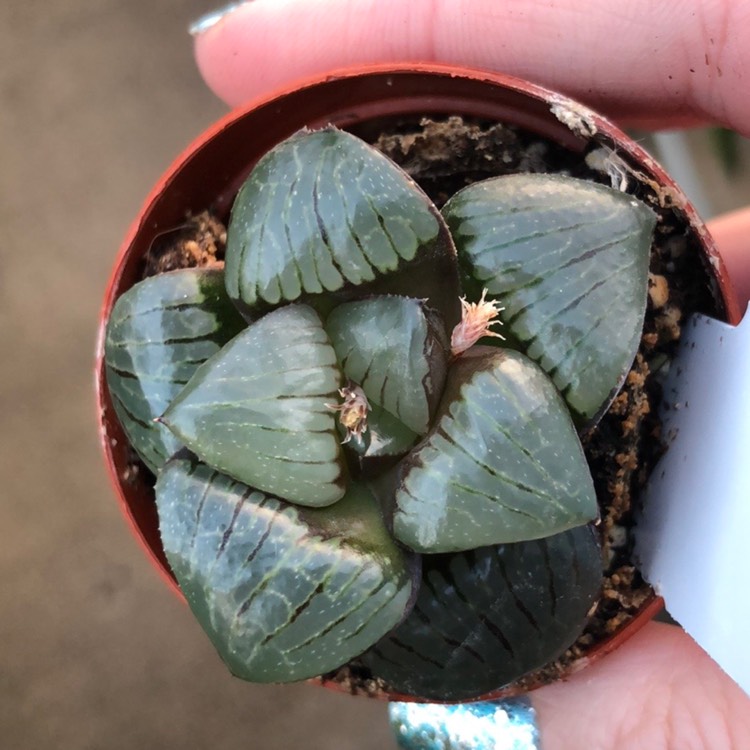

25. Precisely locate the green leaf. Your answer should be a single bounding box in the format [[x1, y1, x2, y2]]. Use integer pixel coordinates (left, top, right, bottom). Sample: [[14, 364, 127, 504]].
[[443, 174, 655, 422], [161, 304, 345, 507], [326, 296, 449, 435], [157, 456, 418, 684], [391, 347, 598, 553], [224, 127, 461, 327], [360, 525, 601, 701], [104, 269, 246, 472]]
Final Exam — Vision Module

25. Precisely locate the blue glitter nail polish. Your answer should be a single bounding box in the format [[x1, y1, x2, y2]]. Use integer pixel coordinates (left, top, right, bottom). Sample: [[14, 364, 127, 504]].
[[389, 698, 540, 750]]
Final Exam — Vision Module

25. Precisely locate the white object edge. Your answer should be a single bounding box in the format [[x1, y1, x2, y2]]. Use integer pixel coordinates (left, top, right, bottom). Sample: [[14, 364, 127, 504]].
[[635, 306, 750, 695]]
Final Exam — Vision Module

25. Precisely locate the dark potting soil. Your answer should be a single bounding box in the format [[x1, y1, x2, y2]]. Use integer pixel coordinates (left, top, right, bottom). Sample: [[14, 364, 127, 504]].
[[133, 116, 720, 698], [143, 211, 227, 277]]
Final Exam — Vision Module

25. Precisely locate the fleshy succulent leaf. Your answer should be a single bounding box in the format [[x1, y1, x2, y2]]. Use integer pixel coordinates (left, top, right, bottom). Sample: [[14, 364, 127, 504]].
[[161, 304, 345, 507], [156, 455, 418, 684], [391, 347, 598, 553], [325, 296, 449, 435], [442, 174, 655, 422], [104, 269, 246, 472], [360, 525, 602, 701], [224, 127, 462, 327]]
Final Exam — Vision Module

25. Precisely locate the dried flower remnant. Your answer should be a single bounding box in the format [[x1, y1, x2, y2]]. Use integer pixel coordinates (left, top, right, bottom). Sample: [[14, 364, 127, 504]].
[[327, 383, 371, 443], [450, 289, 505, 356]]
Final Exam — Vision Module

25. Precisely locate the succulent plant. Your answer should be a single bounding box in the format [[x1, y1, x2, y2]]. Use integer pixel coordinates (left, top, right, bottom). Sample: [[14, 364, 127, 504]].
[[104, 126, 656, 700]]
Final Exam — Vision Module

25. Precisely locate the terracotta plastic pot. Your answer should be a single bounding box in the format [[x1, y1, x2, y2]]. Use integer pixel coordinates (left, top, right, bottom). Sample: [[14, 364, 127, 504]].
[[95, 63, 741, 701]]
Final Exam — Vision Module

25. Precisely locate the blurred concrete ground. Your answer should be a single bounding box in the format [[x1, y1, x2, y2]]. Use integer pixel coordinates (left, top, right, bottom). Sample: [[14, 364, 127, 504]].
[[2, 2, 750, 749]]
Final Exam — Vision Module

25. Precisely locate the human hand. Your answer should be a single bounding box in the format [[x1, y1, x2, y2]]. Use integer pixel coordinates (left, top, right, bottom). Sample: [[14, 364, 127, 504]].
[[189, 3, 750, 747]]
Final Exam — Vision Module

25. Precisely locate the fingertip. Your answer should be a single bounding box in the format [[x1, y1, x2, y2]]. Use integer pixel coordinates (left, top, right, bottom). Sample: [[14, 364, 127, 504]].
[[192, 2, 256, 106], [192, 33, 225, 104], [707, 207, 750, 310]]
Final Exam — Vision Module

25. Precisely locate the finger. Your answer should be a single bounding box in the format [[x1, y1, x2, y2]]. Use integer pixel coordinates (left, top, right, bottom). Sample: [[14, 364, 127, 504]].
[[708, 207, 750, 310], [533, 622, 750, 750], [193, 0, 750, 134]]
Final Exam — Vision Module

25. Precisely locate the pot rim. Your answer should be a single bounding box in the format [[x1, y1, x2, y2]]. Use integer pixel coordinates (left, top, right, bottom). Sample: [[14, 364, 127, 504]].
[[95, 61, 737, 702]]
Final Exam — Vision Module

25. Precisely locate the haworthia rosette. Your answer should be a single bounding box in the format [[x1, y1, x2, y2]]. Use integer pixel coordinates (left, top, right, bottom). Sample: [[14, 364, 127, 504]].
[[157, 456, 418, 684], [103, 126, 660, 697], [104, 269, 246, 472]]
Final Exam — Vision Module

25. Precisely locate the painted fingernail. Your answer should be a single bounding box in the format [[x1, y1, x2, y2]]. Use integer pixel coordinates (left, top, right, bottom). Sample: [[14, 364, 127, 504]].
[[189, 2, 249, 36]]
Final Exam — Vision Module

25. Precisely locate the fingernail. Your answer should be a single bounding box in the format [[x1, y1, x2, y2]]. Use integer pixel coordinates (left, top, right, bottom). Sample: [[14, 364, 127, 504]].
[[189, 2, 249, 36]]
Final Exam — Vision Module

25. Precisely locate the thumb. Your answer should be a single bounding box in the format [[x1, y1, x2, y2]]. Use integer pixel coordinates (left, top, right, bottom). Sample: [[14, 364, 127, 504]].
[[191, 0, 750, 133]]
